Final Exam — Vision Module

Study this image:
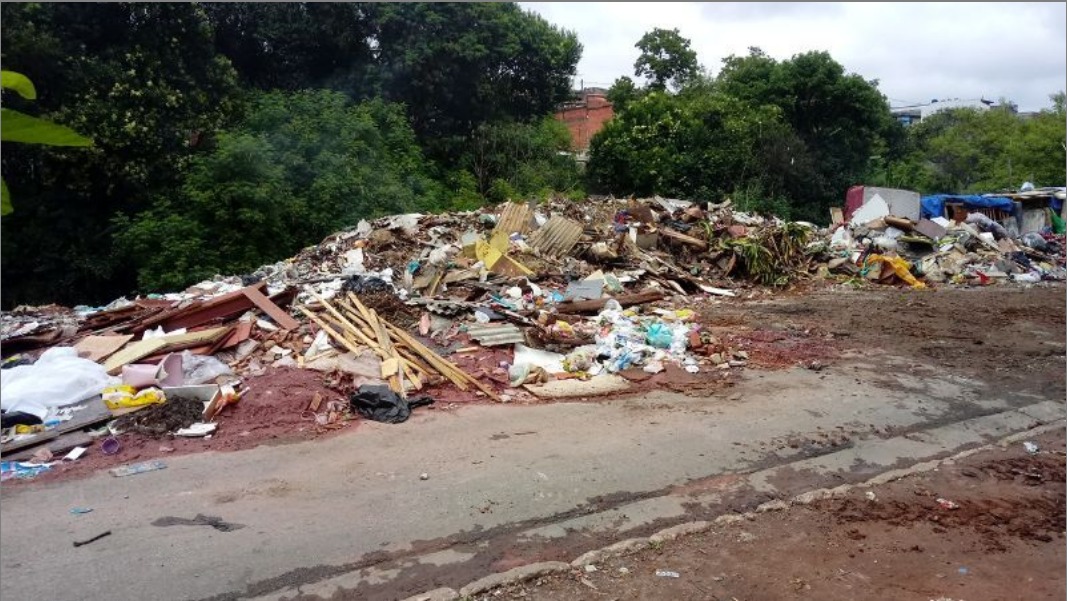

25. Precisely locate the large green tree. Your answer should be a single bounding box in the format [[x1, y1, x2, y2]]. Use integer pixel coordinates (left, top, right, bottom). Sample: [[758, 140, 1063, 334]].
[[876, 94, 1067, 193], [115, 90, 440, 291], [715, 48, 895, 218], [587, 90, 787, 201], [633, 28, 699, 91], [1, 2, 238, 307], [369, 3, 581, 164]]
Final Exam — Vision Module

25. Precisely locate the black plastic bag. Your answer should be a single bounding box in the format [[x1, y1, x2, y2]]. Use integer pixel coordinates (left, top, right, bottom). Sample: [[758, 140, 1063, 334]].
[[349, 384, 433, 424], [342, 276, 392, 295]]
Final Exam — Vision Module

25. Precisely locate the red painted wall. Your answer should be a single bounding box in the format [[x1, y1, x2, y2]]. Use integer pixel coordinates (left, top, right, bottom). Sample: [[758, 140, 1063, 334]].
[[554, 94, 615, 151]]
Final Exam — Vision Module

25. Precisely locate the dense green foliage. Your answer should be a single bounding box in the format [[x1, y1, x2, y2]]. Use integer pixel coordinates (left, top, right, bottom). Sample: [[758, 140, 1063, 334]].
[[0, 2, 580, 306], [591, 46, 894, 222], [114, 91, 441, 291], [870, 95, 1067, 193], [589, 38, 1065, 224]]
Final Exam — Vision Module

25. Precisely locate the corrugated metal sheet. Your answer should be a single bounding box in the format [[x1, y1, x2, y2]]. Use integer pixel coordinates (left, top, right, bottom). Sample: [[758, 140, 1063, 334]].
[[466, 324, 525, 346], [527, 216, 583, 257]]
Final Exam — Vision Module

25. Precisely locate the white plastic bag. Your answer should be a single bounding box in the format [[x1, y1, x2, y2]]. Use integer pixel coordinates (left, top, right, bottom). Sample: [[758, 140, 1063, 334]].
[[1, 347, 112, 418], [180, 351, 234, 385]]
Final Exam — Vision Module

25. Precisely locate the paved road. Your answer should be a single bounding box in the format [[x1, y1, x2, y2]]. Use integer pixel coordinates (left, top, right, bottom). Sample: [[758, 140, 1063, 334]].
[[1, 353, 1062, 601]]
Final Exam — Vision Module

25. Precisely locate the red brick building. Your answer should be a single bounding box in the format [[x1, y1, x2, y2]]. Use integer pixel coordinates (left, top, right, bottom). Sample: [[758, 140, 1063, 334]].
[[554, 92, 614, 152]]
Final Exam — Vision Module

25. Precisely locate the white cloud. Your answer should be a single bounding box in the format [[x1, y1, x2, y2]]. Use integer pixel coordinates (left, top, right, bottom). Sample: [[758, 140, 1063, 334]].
[[522, 2, 1067, 111]]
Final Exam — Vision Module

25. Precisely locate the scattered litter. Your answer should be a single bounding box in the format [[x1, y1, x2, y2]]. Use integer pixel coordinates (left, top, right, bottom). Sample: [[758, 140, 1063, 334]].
[[936, 498, 959, 510], [109, 460, 167, 478], [69, 507, 93, 515], [63, 446, 88, 461], [151, 514, 244, 532], [865, 491, 877, 501], [1022, 441, 1039, 454], [101, 437, 121, 455], [72, 531, 111, 547], [419, 472, 429, 481], [655, 569, 681, 578]]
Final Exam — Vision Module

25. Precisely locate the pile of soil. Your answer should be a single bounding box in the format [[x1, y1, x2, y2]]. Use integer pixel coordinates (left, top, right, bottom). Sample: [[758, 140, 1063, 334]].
[[113, 395, 203, 437]]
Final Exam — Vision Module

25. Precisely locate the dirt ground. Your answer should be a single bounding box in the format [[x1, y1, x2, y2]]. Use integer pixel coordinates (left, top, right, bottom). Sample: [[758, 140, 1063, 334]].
[[709, 283, 1066, 400], [482, 428, 1066, 601]]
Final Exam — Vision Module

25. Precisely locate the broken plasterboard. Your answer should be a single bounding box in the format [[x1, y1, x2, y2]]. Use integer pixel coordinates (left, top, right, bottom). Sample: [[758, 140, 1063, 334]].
[[850, 194, 890, 225]]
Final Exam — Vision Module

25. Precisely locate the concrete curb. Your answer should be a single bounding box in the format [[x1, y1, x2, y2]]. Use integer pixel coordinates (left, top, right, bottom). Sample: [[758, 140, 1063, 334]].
[[457, 561, 571, 597], [409, 420, 1063, 600]]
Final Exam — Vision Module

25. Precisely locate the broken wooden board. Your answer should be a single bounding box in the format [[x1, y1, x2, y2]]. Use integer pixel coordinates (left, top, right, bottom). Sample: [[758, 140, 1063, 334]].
[[6, 431, 94, 462], [527, 216, 583, 257], [524, 374, 631, 399], [243, 286, 299, 330], [555, 290, 665, 314], [492, 202, 533, 237], [0, 398, 113, 455], [914, 218, 948, 240], [74, 334, 134, 363], [103, 326, 231, 374], [657, 227, 708, 251]]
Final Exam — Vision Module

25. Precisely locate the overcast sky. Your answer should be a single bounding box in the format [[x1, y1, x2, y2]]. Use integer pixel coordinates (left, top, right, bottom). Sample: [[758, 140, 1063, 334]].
[[521, 2, 1066, 112]]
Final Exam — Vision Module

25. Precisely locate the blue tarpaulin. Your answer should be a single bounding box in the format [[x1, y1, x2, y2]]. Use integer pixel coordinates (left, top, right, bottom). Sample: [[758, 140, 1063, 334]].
[[920, 194, 1017, 219]]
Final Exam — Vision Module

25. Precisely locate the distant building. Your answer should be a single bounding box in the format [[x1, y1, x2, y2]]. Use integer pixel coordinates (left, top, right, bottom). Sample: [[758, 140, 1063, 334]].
[[554, 90, 614, 152], [891, 97, 998, 126]]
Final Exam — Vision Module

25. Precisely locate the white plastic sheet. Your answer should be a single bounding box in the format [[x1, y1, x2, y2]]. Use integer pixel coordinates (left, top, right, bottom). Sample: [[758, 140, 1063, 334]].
[[1, 347, 112, 418]]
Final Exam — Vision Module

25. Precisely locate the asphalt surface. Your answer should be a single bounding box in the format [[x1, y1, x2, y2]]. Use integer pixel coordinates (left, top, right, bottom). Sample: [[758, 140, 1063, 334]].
[[2, 348, 1063, 601]]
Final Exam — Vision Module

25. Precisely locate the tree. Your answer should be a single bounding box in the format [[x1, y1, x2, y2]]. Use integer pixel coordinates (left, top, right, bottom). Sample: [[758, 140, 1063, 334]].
[[369, 3, 581, 164], [201, 3, 377, 91], [607, 76, 640, 113], [1, 2, 239, 307], [882, 94, 1067, 194], [116, 90, 441, 292], [633, 28, 698, 91], [587, 90, 786, 201], [715, 48, 895, 218], [464, 117, 579, 202]]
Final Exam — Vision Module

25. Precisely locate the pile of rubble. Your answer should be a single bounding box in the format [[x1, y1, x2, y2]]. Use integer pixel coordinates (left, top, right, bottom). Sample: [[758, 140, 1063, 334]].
[[824, 187, 1067, 287], [2, 192, 1064, 480]]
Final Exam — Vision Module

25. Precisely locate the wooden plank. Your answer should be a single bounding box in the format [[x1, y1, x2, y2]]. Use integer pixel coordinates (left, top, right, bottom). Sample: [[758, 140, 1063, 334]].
[[380, 318, 501, 401], [657, 227, 708, 251], [243, 286, 300, 330], [6, 431, 94, 462], [555, 290, 665, 315], [74, 334, 134, 362], [103, 338, 168, 375], [1, 399, 113, 455]]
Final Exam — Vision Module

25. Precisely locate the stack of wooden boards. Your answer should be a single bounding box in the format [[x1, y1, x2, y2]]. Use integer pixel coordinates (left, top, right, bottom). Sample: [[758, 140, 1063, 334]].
[[298, 290, 500, 402]]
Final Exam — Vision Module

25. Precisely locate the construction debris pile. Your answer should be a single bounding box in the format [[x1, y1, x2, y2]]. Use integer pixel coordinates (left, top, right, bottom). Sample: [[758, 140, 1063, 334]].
[[826, 186, 1067, 288], [2, 191, 1064, 479]]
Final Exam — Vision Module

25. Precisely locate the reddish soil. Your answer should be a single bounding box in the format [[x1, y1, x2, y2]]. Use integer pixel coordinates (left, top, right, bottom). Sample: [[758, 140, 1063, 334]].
[[701, 284, 1066, 398], [485, 429, 1067, 601], [12, 367, 355, 484]]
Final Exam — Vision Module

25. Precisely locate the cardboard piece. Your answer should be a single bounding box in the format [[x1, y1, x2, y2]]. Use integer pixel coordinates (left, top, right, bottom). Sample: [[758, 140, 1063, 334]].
[[914, 218, 948, 240], [74, 335, 135, 363]]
